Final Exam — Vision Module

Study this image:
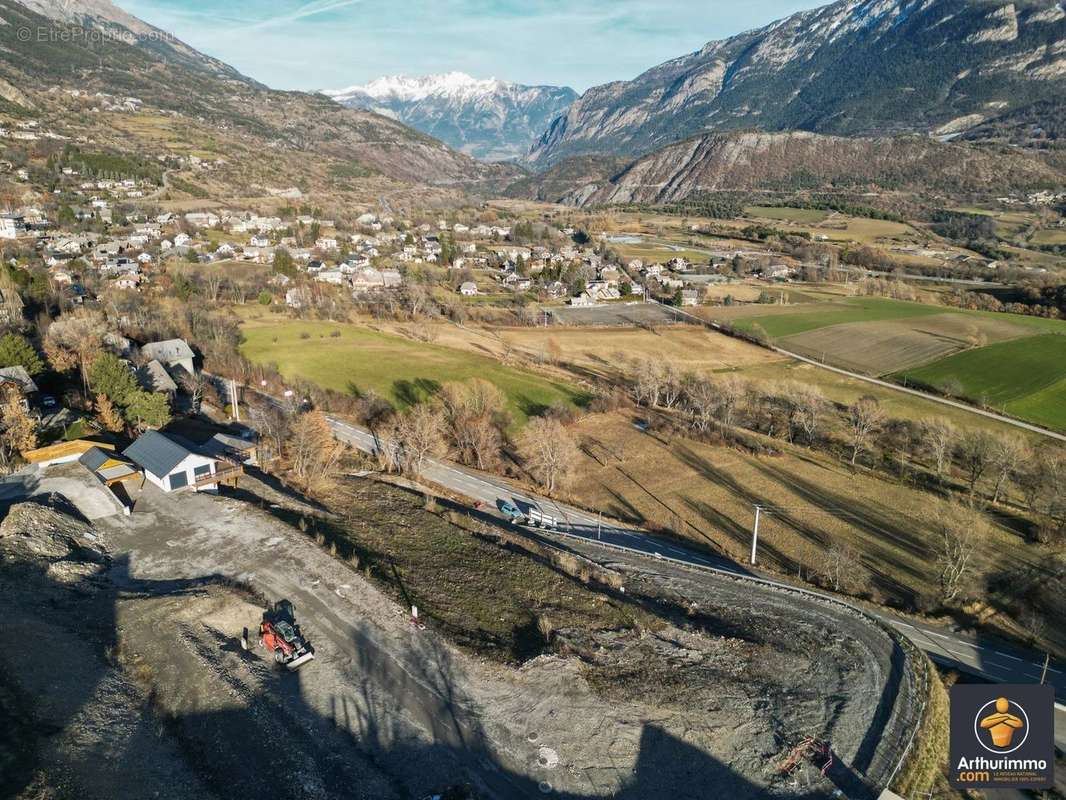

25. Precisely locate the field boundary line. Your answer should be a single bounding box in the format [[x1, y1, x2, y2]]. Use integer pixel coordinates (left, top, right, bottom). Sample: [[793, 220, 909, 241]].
[[649, 300, 1066, 443]]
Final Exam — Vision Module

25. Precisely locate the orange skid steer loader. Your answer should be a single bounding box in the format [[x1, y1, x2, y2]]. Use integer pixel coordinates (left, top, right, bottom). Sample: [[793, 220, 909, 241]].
[[251, 599, 315, 669]]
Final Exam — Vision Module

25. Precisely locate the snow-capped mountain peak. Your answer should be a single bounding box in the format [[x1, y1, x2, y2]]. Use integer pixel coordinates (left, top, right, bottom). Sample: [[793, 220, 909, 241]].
[[325, 72, 507, 103], [323, 72, 577, 162]]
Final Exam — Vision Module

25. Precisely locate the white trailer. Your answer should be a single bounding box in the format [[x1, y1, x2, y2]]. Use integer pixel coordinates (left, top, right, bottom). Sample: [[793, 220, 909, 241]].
[[526, 508, 558, 529]]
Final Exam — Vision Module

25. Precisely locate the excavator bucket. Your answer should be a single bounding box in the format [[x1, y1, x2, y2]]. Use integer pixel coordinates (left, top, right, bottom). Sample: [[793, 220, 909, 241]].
[[286, 650, 315, 670]]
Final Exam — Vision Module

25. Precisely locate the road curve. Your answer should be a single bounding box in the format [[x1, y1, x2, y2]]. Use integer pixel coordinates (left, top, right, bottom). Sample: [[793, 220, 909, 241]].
[[324, 418, 1065, 708]]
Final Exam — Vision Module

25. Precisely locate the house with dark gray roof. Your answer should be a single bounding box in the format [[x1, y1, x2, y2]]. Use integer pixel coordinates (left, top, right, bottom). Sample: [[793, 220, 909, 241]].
[[140, 338, 195, 376], [123, 430, 240, 493], [137, 359, 179, 396], [0, 365, 39, 409]]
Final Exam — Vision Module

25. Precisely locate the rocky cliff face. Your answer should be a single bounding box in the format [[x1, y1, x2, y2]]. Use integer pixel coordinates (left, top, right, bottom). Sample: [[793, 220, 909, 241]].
[[325, 73, 577, 162], [515, 130, 1065, 206], [528, 0, 1066, 165]]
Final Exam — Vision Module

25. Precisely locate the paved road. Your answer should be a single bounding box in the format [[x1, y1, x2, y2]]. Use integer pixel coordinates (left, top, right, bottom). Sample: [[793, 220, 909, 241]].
[[327, 417, 1066, 727]]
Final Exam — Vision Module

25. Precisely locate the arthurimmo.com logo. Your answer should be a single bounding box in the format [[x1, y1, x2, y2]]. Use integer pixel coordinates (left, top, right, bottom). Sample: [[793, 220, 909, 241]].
[[949, 684, 1054, 789]]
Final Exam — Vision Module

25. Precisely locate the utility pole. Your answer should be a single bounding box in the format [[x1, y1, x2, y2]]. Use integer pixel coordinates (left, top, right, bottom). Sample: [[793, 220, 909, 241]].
[[750, 505, 762, 566], [230, 378, 240, 421]]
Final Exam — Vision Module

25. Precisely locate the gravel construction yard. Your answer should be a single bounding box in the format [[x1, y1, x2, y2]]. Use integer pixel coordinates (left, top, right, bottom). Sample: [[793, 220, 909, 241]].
[[1, 476, 920, 800]]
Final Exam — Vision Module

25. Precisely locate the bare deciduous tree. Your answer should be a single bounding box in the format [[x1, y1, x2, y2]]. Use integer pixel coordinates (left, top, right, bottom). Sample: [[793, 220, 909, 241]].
[[795, 385, 827, 446], [519, 416, 580, 494], [989, 434, 1028, 505], [438, 379, 507, 471], [956, 430, 996, 497], [286, 409, 344, 495], [660, 363, 684, 410], [714, 375, 746, 431], [936, 506, 981, 602], [393, 405, 446, 475], [249, 403, 290, 462], [44, 310, 106, 396], [1014, 446, 1066, 543], [682, 375, 717, 434], [920, 418, 956, 479], [847, 396, 885, 466], [821, 542, 864, 593], [632, 358, 664, 408], [179, 370, 208, 414]]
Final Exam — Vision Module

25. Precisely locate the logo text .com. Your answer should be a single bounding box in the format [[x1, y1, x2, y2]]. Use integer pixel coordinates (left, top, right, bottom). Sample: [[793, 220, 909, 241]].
[[17, 26, 175, 45]]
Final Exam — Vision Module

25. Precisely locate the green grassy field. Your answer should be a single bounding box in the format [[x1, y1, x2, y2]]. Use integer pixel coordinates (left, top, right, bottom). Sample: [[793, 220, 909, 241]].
[[240, 319, 587, 427], [896, 334, 1066, 430], [1030, 229, 1066, 246], [727, 297, 946, 338], [743, 206, 829, 223]]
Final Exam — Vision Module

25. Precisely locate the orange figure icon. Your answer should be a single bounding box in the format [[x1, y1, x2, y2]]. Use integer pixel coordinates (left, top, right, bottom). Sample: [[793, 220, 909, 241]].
[[980, 697, 1024, 748]]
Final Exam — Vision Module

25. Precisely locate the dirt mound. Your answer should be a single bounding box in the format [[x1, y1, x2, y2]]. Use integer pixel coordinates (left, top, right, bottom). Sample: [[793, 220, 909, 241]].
[[0, 497, 211, 800], [0, 494, 109, 590]]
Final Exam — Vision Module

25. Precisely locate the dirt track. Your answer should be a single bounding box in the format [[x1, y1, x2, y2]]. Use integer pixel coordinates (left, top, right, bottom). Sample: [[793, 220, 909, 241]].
[[2, 479, 919, 800]]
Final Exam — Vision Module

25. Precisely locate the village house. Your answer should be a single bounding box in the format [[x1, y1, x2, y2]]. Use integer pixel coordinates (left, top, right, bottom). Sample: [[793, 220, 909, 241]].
[[185, 211, 220, 228], [314, 269, 346, 285], [136, 360, 178, 397], [0, 366, 39, 410], [459, 281, 479, 296], [114, 273, 143, 291], [502, 274, 532, 291], [141, 338, 196, 376], [0, 214, 26, 239], [124, 431, 241, 494]]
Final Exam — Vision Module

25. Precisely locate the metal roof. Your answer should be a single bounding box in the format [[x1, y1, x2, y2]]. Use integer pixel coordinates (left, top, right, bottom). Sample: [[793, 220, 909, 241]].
[[78, 446, 113, 472], [137, 359, 178, 394], [123, 431, 196, 478], [141, 338, 194, 365], [0, 365, 39, 394]]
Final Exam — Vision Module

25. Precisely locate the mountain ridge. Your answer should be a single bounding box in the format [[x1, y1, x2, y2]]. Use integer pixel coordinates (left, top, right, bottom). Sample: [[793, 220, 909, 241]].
[[511, 129, 1066, 206], [325, 72, 576, 162], [0, 0, 510, 186], [528, 0, 1066, 166]]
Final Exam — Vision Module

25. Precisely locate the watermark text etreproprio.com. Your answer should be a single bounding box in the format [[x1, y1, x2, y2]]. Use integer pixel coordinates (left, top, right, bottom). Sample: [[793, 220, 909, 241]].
[[16, 25, 175, 45]]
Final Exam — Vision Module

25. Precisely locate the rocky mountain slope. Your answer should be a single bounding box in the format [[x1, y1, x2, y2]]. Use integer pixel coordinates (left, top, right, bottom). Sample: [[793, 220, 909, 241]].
[[0, 0, 502, 186], [514, 130, 1066, 206], [528, 0, 1066, 165], [325, 72, 576, 162]]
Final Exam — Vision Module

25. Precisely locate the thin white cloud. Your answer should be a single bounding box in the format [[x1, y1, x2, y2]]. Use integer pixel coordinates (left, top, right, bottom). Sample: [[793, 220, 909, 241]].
[[120, 0, 828, 91], [248, 0, 365, 30]]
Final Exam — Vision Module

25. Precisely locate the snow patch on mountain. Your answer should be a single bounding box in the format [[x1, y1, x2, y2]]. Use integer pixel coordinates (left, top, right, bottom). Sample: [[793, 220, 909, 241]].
[[323, 72, 577, 162]]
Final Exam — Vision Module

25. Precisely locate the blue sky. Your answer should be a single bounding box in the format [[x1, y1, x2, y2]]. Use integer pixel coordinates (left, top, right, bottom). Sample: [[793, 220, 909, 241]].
[[119, 0, 827, 93]]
